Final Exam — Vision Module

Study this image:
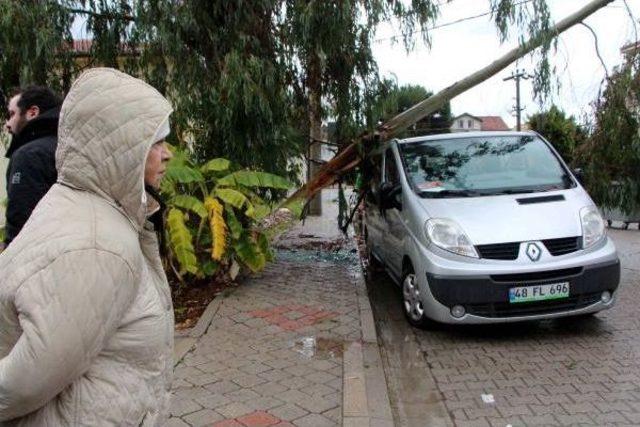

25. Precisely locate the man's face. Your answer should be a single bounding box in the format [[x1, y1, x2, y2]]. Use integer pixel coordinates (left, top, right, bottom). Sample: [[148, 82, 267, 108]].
[[144, 141, 173, 189], [5, 94, 39, 136]]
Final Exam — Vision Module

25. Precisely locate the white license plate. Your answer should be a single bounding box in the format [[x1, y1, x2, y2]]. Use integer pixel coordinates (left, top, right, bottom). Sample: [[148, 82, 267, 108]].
[[509, 282, 570, 303]]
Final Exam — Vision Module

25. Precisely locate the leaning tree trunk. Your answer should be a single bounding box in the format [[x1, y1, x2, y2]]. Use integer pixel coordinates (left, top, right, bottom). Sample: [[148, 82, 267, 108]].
[[284, 0, 615, 207]]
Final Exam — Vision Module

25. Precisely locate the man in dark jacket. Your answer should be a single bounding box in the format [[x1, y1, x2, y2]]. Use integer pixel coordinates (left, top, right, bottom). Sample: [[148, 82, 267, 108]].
[[2, 86, 61, 248]]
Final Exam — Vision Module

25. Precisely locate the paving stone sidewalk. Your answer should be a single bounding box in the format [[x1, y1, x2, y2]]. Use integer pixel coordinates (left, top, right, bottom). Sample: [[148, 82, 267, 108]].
[[168, 189, 392, 427]]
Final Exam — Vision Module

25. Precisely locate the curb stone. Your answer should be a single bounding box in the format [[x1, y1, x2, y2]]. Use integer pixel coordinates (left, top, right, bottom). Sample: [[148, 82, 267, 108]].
[[357, 242, 455, 427], [189, 296, 224, 338], [343, 247, 394, 426], [173, 292, 228, 366]]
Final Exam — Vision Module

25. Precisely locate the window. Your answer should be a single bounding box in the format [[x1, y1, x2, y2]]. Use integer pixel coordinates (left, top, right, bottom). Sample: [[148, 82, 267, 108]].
[[468, 119, 473, 128], [385, 149, 400, 186], [399, 135, 572, 197], [459, 120, 464, 128]]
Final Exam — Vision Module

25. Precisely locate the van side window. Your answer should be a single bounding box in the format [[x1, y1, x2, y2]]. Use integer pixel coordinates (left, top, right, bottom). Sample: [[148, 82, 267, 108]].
[[364, 153, 383, 206], [385, 149, 400, 186]]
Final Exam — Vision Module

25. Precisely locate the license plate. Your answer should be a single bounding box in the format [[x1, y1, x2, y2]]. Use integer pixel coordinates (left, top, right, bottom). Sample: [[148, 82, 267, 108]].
[[509, 282, 570, 303]]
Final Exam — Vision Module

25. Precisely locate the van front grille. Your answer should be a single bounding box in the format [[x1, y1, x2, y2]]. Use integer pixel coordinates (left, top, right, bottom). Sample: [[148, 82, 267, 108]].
[[476, 242, 520, 260], [477, 237, 582, 260], [542, 237, 582, 256]]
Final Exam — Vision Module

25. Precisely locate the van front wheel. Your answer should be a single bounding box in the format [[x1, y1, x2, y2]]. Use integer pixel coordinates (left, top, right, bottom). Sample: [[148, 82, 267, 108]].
[[402, 271, 432, 329]]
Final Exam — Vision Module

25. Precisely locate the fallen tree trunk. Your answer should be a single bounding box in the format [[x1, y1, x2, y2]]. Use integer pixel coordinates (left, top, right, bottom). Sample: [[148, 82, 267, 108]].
[[285, 0, 614, 207]]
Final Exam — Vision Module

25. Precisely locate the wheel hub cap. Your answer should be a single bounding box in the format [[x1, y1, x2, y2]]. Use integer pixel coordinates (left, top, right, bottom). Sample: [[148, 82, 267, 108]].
[[403, 273, 424, 321]]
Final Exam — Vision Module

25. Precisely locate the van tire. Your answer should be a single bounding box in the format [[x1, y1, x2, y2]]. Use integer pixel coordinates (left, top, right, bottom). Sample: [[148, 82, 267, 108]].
[[401, 266, 436, 329]]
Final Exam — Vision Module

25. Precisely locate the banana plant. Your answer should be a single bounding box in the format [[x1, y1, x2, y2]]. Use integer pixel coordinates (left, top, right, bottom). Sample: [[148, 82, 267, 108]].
[[160, 148, 292, 281]]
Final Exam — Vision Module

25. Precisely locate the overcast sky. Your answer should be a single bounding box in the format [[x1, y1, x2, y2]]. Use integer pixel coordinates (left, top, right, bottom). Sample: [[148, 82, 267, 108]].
[[372, 0, 640, 127]]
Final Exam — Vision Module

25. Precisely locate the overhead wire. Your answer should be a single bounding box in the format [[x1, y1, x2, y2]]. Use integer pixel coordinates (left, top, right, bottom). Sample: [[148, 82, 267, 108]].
[[580, 22, 609, 78], [374, 0, 534, 44]]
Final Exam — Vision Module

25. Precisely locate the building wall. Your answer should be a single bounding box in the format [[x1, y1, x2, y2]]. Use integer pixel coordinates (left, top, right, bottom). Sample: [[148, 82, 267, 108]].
[[451, 115, 482, 132]]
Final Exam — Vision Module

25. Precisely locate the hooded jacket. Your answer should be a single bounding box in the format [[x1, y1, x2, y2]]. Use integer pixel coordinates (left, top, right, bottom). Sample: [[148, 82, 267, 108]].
[[4, 106, 60, 245], [0, 68, 174, 426]]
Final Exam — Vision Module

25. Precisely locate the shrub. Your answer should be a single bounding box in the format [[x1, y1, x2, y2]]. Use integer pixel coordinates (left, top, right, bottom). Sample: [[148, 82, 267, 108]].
[[161, 148, 292, 282]]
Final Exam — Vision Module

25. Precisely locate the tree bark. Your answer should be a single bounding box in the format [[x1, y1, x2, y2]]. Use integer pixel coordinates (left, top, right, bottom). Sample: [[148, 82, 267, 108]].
[[285, 0, 614, 207], [306, 54, 323, 216]]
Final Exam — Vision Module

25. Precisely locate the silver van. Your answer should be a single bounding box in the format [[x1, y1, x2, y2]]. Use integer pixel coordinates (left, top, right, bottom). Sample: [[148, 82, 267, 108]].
[[363, 131, 620, 327]]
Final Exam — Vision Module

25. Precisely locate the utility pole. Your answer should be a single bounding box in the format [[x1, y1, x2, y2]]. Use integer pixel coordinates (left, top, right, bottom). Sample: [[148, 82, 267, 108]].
[[503, 69, 531, 131]]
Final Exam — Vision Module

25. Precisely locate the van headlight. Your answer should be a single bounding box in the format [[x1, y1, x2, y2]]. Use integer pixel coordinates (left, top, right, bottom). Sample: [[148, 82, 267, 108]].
[[425, 218, 479, 258], [580, 206, 606, 249]]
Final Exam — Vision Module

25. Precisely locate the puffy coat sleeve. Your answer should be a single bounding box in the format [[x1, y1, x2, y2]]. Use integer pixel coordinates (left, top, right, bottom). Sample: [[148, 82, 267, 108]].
[[4, 144, 57, 245], [0, 248, 138, 421]]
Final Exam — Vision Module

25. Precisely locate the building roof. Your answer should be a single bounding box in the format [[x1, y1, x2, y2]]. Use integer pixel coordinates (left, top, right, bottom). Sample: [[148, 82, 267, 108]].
[[69, 39, 138, 56], [478, 116, 510, 131], [621, 41, 640, 56], [72, 39, 93, 53]]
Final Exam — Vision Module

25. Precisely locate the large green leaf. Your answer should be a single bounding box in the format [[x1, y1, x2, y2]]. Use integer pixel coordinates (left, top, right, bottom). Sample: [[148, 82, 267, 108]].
[[165, 164, 204, 184], [217, 171, 292, 189], [214, 188, 248, 209], [171, 195, 207, 218], [225, 207, 243, 240], [167, 147, 189, 164], [252, 204, 271, 220], [257, 231, 274, 262], [201, 158, 231, 173], [160, 178, 176, 199], [244, 201, 256, 219], [201, 260, 219, 276], [234, 234, 266, 272], [167, 208, 199, 275]]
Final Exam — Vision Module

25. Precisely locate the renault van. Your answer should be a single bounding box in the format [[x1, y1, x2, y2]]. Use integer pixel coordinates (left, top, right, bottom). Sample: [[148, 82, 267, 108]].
[[363, 131, 620, 327]]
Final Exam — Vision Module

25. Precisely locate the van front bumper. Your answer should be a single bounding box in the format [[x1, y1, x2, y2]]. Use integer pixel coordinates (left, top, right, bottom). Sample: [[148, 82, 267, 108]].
[[417, 253, 620, 323]]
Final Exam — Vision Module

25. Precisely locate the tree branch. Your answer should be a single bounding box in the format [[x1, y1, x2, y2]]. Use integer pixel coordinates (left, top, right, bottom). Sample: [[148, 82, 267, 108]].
[[66, 8, 135, 22], [622, 0, 638, 50], [580, 22, 608, 78]]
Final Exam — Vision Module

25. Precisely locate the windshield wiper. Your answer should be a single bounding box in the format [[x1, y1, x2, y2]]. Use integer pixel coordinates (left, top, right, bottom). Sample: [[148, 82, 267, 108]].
[[487, 188, 538, 195], [421, 189, 484, 198]]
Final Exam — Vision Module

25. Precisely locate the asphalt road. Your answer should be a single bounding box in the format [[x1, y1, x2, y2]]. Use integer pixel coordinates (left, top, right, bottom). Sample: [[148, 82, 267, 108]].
[[367, 227, 640, 426]]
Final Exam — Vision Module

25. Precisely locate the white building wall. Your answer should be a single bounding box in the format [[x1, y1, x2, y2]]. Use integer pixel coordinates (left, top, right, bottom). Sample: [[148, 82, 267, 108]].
[[451, 115, 482, 132]]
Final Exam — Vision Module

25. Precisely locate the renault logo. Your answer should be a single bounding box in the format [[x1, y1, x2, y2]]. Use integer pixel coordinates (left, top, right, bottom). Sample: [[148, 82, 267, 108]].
[[526, 243, 542, 262]]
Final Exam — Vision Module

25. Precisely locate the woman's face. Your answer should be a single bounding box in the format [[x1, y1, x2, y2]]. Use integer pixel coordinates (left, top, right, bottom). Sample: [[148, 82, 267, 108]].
[[144, 141, 172, 189]]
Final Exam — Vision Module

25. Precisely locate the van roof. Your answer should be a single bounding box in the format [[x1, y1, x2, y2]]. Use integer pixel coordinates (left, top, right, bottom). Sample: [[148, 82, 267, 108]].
[[397, 131, 538, 144]]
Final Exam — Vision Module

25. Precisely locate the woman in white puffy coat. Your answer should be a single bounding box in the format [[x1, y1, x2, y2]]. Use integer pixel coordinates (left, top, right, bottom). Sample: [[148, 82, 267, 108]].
[[0, 68, 175, 426]]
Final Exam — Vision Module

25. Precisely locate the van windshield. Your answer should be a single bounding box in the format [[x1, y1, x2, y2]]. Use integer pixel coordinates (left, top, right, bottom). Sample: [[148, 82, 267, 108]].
[[399, 135, 574, 198]]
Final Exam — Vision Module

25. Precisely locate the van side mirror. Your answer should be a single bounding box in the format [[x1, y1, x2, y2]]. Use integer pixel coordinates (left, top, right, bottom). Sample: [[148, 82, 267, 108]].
[[379, 182, 402, 211], [572, 168, 584, 184]]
